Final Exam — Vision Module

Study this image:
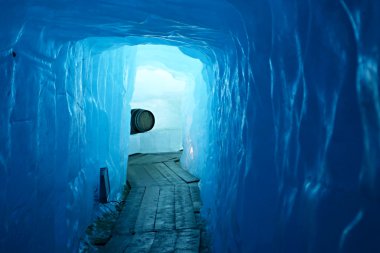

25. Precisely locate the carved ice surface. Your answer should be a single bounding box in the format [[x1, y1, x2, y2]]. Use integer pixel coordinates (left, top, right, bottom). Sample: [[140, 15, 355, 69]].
[[0, 1, 379, 253]]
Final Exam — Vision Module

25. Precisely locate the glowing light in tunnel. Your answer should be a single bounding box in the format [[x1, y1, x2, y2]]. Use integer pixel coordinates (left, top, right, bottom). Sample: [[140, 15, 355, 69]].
[[128, 44, 204, 155], [189, 145, 194, 160], [132, 67, 187, 103]]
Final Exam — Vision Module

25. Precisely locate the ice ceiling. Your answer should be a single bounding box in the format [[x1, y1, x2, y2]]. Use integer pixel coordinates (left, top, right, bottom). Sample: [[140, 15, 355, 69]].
[[1, 0, 380, 253]]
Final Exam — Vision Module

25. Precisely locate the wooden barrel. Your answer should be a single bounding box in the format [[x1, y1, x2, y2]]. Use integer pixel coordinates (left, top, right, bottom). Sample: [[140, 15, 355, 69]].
[[130, 109, 155, 134]]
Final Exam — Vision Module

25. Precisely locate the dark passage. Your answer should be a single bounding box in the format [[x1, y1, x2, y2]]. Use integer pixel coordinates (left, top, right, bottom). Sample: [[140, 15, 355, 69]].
[[96, 152, 209, 252]]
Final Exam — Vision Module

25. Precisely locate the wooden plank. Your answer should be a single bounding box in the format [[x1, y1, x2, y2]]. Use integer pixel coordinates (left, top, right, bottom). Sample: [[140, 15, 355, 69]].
[[155, 163, 185, 185], [134, 186, 160, 232], [114, 187, 145, 235], [164, 161, 199, 184], [127, 164, 156, 187], [126, 164, 140, 187], [127, 153, 145, 164], [189, 183, 202, 213], [141, 165, 162, 186], [127, 164, 146, 187], [150, 231, 177, 253], [124, 232, 156, 252], [155, 186, 175, 231], [128, 152, 182, 165], [175, 185, 197, 230], [99, 235, 132, 253], [148, 153, 181, 164], [175, 229, 200, 252], [138, 154, 160, 164], [128, 154, 156, 165], [100, 151, 208, 252], [145, 164, 172, 186]]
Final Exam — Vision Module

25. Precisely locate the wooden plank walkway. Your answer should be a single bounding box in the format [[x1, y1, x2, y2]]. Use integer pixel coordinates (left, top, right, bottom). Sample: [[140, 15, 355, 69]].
[[98, 152, 209, 253]]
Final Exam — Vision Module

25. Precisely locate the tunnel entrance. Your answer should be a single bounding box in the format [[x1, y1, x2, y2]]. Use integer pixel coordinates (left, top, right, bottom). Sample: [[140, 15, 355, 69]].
[[128, 44, 205, 156]]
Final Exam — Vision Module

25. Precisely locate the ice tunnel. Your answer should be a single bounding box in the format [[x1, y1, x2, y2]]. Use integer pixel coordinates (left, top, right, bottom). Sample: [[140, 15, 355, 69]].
[[1, 0, 380, 252]]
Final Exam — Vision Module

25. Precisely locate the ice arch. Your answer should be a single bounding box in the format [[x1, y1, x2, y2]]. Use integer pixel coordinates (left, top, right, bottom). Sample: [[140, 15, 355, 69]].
[[1, 1, 380, 253]]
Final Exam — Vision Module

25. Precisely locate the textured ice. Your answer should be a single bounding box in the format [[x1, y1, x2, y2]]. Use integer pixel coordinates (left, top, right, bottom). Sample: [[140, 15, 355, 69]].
[[1, 1, 380, 253]]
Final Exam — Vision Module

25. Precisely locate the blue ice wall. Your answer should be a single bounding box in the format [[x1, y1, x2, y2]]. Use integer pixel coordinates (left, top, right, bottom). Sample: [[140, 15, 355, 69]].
[[199, 1, 380, 252], [0, 31, 136, 251], [1, 0, 380, 252]]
